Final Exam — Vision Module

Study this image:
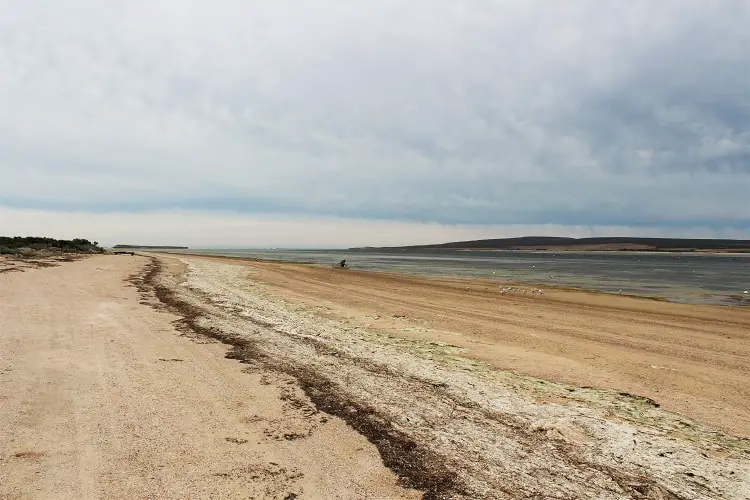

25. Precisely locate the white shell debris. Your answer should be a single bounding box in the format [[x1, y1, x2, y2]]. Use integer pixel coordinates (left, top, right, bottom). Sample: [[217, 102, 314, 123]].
[[498, 286, 544, 295]]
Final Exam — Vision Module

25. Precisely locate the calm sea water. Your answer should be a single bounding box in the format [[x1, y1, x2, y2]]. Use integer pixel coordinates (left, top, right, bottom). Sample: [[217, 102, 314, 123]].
[[165, 249, 750, 306]]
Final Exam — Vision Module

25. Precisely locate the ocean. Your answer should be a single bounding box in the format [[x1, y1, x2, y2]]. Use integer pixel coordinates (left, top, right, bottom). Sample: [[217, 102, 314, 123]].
[[164, 249, 750, 306]]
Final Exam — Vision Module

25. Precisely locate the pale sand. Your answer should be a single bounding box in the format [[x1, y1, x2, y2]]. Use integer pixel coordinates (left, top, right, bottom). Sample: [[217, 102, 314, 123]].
[[2, 253, 749, 499], [149, 253, 747, 499], [189, 254, 750, 437], [0, 255, 418, 500]]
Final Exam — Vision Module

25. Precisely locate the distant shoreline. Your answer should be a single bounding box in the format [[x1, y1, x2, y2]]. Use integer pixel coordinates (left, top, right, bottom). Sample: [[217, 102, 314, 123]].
[[349, 246, 750, 255], [383, 247, 750, 254], [112, 245, 188, 250], [351, 236, 750, 253], [150, 249, 750, 306]]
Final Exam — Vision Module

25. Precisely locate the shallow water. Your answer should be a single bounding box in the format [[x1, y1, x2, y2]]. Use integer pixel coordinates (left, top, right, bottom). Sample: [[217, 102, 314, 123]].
[[165, 248, 750, 306]]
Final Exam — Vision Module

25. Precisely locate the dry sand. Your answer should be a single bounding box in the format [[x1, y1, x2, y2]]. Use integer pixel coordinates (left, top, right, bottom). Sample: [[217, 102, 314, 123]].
[[2, 253, 749, 499], [0, 255, 418, 500]]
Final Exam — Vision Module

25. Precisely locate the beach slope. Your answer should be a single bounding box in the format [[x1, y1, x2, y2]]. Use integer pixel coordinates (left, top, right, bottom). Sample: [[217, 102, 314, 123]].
[[0, 255, 417, 499], [139, 254, 749, 499]]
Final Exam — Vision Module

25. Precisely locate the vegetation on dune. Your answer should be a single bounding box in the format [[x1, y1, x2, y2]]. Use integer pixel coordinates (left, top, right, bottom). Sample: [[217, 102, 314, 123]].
[[0, 236, 104, 255]]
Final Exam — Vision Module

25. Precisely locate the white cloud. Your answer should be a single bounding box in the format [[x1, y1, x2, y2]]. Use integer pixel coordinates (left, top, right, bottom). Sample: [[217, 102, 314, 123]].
[[0, 1, 748, 237], [2, 207, 746, 248]]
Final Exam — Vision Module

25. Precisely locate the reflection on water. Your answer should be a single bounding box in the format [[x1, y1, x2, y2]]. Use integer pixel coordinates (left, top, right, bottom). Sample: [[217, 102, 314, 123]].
[[165, 249, 750, 306]]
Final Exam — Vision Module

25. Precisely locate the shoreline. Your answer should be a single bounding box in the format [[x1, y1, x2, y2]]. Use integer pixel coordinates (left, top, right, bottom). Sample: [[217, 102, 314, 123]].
[[152, 250, 750, 307], [152, 253, 750, 497], [151, 252, 750, 436], [356, 248, 750, 254]]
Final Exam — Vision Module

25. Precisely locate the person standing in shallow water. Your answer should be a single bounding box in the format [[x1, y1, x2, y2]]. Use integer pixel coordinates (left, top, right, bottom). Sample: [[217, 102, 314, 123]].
[[339, 259, 347, 268]]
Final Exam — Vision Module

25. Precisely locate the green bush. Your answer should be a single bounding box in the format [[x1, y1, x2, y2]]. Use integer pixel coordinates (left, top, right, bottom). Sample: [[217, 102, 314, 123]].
[[0, 236, 103, 254]]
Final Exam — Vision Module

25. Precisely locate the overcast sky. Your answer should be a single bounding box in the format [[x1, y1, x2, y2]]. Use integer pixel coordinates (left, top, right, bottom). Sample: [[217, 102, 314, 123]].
[[1, 1, 748, 247]]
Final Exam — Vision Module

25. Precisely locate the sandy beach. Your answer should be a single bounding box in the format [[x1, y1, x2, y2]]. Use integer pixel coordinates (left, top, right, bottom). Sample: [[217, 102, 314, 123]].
[[2, 253, 749, 499], [198, 255, 750, 436], [0, 255, 417, 500]]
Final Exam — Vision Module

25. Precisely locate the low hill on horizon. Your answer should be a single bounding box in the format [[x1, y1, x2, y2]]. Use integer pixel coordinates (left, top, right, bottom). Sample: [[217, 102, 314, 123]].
[[112, 245, 189, 249], [352, 236, 750, 252]]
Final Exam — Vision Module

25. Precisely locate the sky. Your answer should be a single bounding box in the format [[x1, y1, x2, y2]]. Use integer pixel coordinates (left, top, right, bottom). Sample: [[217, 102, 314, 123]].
[[1, 1, 749, 247]]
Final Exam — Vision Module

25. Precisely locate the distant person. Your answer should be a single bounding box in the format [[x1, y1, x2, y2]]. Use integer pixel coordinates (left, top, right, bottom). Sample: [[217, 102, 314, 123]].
[[339, 259, 347, 268]]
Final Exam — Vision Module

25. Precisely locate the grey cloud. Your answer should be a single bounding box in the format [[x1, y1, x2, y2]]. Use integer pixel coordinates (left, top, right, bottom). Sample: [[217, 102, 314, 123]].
[[0, 0, 748, 234]]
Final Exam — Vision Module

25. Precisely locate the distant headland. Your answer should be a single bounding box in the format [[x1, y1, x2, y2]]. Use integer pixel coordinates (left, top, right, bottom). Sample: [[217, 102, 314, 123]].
[[351, 236, 750, 253], [112, 245, 188, 249]]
